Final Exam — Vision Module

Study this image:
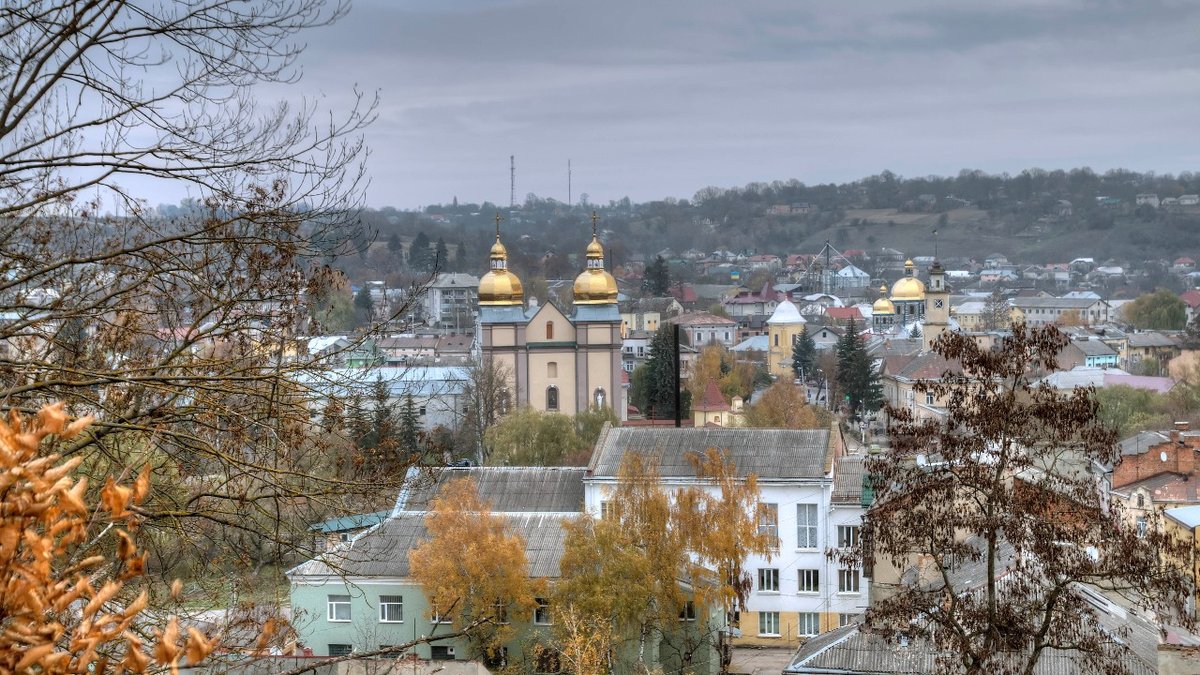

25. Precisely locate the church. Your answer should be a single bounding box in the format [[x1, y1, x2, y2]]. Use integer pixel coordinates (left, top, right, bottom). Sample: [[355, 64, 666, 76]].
[[476, 217, 625, 419]]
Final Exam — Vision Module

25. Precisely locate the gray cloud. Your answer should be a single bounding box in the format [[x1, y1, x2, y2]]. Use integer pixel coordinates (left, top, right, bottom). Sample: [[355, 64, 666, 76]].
[[288, 0, 1200, 207]]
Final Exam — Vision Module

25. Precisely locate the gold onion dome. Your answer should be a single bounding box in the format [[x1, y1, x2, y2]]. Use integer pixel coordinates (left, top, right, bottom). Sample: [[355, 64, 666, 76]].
[[478, 234, 524, 306], [872, 283, 896, 315], [891, 259, 926, 301], [573, 234, 619, 304]]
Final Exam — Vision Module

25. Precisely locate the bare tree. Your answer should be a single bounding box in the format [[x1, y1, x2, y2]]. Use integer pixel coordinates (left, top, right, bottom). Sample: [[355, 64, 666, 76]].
[[848, 325, 1193, 675], [458, 357, 512, 465], [0, 0, 420, 638]]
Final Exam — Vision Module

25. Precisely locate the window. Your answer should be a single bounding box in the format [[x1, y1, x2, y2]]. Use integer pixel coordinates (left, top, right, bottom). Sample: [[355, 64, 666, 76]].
[[758, 611, 780, 637], [798, 613, 820, 637], [547, 361, 558, 378], [545, 321, 554, 340], [546, 386, 559, 411], [758, 503, 779, 545], [534, 598, 552, 625], [328, 644, 353, 656], [430, 608, 451, 624], [724, 331, 730, 341], [379, 595, 403, 623], [431, 645, 455, 660], [925, 392, 934, 405], [839, 613, 859, 627], [1137, 493, 1145, 508], [837, 525, 860, 549], [838, 568, 861, 593], [327, 595, 351, 622], [797, 504, 818, 549], [600, 501, 614, 520], [679, 600, 696, 622], [798, 568, 820, 593], [1136, 516, 1148, 539], [418, 405, 427, 416], [493, 598, 509, 624], [774, 333, 779, 347], [758, 568, 779, 592]]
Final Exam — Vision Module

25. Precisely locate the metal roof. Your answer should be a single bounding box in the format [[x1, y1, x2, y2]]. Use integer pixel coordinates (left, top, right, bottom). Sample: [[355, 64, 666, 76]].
[[398, 467, 586, 514], [289, 511, 571, 580], [308, 511, 390, 534], [588, 425, 835, 479], [832, 455, 866, 505]]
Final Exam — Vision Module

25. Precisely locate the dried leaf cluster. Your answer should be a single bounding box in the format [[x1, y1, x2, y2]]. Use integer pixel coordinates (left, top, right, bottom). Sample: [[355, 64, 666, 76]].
[[0, 404, 212, 673]]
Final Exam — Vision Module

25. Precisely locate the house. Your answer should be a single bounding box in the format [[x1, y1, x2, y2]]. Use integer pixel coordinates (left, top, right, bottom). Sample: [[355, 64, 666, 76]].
[[621, 329, 654, 373], [722, 282, 779, 318], [1010, 296, 1111, 327], [1122, 331, 1180, 374], [294, 365, 470, 433], [1180, 195, 1200, 206], [691, 379, 744, 427], [1113, 425, 1200, 549], [670, 311, 739, 348], [1056, 337, 1119, 369], [1174, 257, 1197, 273], [585, 425, 867, 646], [1180, 289, 1200, 323], [308, 511, 390, 553], [422, 273, 480, 329], [1136, 193, 1161, 208], [619, 296, 683, 337], [289, 466, 724, 672], [880, 351, 961, 422], [809, 324, 843, 351]]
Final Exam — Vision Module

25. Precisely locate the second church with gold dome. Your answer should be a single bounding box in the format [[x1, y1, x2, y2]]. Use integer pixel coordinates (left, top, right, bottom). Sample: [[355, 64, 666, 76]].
[[477, 214, 624, 419]]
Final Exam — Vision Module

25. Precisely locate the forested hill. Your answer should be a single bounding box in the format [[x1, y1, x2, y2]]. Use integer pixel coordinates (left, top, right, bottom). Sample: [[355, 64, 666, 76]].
[[264, 167, 1200, 285]]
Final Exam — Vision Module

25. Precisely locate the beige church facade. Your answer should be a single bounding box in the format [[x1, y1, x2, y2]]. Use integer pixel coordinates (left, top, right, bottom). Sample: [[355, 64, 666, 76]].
[[476, 221, 625, 418]]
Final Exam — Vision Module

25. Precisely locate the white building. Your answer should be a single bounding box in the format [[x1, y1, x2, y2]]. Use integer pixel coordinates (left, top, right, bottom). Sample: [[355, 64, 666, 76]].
[[584, 425, 868, 647]]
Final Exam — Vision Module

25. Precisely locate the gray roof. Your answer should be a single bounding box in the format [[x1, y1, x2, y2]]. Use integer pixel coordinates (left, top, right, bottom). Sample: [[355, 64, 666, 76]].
[[588, 425, 834, 480], [1119, 431, 1170, 456], [289, 511, 570, 579], [1070, 339, 1117, 357], [398, 467, 586, 514], [1012, 297, 1107, 309], [832, 455, 866, 505], [1127, 331, 1177, 348], [1037, 366, 1130, 390]]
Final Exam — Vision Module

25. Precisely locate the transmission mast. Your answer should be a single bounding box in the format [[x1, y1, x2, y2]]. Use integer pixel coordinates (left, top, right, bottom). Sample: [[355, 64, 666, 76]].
[[509, 155, 516, 209]]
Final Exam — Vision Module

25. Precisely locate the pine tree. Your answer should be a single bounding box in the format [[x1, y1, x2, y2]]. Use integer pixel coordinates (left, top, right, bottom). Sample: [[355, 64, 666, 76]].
[[435, 237, 450, 272], [791, 325, 816, 378], [386, 232, 402, 253], [644, 325, 687, 420], [399, 393, 422, 459], [836, 318, 882, 420], [642, 256, 671, 296], [409, 231, 433, 271]]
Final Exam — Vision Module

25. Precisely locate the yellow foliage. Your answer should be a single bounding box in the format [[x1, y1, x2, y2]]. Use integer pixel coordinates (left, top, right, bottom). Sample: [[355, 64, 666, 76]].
[[408, 477, 540, 661], [0, 403, 212, 674], [743, 380, 830, 429]]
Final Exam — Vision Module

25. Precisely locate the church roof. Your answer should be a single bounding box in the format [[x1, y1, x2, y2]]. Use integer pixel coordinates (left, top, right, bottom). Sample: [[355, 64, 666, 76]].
[[693, 379, 731, 412], [767, 299, 805, 325]]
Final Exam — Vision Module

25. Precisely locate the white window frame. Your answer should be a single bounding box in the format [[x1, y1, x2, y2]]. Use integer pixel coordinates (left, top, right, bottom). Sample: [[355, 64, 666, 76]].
[[797, 504, 818, 549], [798, 568, 820, 594], [798, 612, 820, 637], [837, 525, 860, 549], [758, 503, 779, 545], [758, 611, 781, 637], [327, 595, 351, 622], [430, 608, 452, 624], [378, 595, 403, 623], [839, 613, 859, 627], [838, 568, 861, 594], [678, 600, 696, 622], [758, 568, 779, 593]]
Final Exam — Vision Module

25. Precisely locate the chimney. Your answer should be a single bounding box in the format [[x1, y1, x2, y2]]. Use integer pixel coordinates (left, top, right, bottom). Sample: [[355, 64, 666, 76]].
[[1176, 421, 1191, 433]]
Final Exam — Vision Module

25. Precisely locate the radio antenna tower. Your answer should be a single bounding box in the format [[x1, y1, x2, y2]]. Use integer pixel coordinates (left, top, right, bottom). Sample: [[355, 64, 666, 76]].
[[509, 155, 516, 209]]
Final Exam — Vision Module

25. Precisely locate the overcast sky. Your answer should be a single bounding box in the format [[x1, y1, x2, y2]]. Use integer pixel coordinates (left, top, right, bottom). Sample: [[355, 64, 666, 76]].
[[295, 0, 1200, 209]]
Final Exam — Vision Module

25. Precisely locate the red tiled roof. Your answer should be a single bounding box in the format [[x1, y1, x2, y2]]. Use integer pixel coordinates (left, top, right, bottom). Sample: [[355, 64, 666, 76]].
[[825, 307, 863, 320], [693, 379, 730, 412], [1180, 289, 1200, 309], [1175, 257, 1195, 265]]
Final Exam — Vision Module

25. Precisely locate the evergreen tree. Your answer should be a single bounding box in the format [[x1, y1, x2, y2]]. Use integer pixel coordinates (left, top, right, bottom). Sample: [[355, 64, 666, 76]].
[[409, 231, 433, 271], [386, 232, 402, 253], [644, 325, 688, 420], [435, 237, 450, 272], [835, 318, 883, 420], [908, 323, 922, 339], [642, 255, 671, 296], [399, 393, 422, 458], [791, 325, 816, 378]]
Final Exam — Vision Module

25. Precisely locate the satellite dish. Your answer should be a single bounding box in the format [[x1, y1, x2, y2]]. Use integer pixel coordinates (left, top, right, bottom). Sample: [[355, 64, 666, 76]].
[[916, 454, 928, 467], [1161, 451, 1169, 462]]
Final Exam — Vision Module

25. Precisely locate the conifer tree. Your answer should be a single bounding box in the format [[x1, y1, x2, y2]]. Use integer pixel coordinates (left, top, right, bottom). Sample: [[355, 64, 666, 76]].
[[791, 325, 817, 378], [399, 394, 422, 458], [836, 318, 883, 420]]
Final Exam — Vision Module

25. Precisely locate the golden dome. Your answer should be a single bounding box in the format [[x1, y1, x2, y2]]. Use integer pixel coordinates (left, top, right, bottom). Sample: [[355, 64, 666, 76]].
[[478, 234, 524, 306], [573, 234, 618, 304], [891, 276, 925, 301], [891, 260, 925, 301]]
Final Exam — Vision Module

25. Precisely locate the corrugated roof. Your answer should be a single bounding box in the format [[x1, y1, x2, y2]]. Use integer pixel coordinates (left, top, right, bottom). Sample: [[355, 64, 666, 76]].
[[832, 455, 866, 505], [1127, 332, 1177, 348], [399, 467, 586, 514], [308, 511, 390, 533], [588, 426, 834, 479], [1070, 339, 1116, 357], [290, 512, 570, 579]]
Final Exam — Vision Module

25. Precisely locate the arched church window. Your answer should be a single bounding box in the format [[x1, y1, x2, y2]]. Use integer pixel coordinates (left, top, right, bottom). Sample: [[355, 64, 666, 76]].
[[546, 386, 559, 411]]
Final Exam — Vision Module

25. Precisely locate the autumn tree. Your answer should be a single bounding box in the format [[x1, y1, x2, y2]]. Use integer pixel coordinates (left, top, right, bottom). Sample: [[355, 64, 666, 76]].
[[1122, 288, 1187, 330], [0, 0, 422, 628], [743, 380, 831, 429], [409, 478, 539, 664], [687, 343, 756, 405], [1057, 308, 1085, 327], [0, 404, 213, 672], [849, 324, 1193, 675], [556, 450, 773, 673]]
